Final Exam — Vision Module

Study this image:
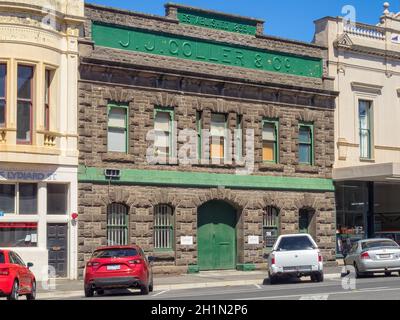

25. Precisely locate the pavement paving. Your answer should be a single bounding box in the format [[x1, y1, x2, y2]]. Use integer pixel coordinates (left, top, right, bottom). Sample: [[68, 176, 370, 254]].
[[35, 266, 344, 300]]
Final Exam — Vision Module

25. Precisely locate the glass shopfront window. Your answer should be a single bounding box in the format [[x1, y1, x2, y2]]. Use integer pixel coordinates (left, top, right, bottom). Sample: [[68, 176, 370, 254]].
[[335, 181, 368, 256], [374, 182, 400, 245], [0, 223, 38, 247], [47, 184, 68, 215]]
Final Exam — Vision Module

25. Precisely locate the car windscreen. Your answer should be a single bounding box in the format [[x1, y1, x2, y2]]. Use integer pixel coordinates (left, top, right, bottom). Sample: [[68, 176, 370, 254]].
[[92, 248, 139, 259], [0, 251, 4, 264], [361, 240, 399, 250], [276, 236, 316, 251]]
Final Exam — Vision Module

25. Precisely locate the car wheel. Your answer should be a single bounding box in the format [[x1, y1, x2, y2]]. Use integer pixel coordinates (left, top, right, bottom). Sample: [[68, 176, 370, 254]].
[[140, 283, 150, 295], [354, 264, 365, 279], [84, 285, 94, 298], [269, 273, 278, 285], [149, 277, 154, 293], [26, 281, 36, 300], [7, 280, 19, 301], [310, 274, 317, 282], [96, 289, 104, 296], [316, 272, 324, 282], [385, 272, 392, 277]]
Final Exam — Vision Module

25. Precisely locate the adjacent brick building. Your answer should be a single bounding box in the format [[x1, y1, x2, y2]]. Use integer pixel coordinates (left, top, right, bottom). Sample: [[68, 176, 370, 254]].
[[77, 3, 338, 276]]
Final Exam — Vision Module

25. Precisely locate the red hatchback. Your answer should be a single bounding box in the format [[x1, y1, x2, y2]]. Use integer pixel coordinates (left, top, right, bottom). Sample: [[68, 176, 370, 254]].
[[84, 245, 155, 297], [0, 250, 36, 300]]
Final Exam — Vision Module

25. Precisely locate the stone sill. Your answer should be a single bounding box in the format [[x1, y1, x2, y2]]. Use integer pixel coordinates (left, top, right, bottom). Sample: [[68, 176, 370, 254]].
[[193, 163, 245, 169], [258, 163, 285, 172], [101, 152, 135, 163], [295, 165, 320, 174], [153, 251, 175, 260]]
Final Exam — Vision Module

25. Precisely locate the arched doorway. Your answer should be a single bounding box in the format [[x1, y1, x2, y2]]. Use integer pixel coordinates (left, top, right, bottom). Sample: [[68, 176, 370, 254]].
[[197, 200, 237, 270]]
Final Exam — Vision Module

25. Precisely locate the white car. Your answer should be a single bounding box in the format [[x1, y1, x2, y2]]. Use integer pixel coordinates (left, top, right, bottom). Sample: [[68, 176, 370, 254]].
[[267, 234, 324, 284]]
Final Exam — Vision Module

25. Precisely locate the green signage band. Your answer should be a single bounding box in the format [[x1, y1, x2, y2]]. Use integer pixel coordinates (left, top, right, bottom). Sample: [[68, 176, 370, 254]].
[[79, 166, 334, 192], [177, 8, 257, 36], [91, 22, 323, 78]]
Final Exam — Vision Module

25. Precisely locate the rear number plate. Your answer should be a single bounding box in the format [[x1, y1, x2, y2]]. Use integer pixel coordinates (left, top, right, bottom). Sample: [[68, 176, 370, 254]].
[[379, 254, 391, 259], [107, 265, 120, 271]]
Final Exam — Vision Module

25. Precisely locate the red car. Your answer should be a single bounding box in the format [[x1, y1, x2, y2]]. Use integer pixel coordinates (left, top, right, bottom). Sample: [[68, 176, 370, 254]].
[[0, 249, 36, 300], [84, 245, 155, 297]]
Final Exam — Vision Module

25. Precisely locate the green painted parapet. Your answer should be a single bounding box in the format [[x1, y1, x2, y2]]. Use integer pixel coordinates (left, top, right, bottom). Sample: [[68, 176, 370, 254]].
[[91, 22, 322, 79]]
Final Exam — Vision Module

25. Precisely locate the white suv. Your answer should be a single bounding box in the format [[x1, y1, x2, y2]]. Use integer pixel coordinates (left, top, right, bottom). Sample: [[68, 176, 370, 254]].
[[267, 234, 324, 284]]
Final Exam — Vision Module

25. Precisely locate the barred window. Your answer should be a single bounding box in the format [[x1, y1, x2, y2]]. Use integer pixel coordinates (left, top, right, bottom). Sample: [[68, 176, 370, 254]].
[[154, 204, 174, 250], [107, 203, 129, 246], [263, 206, 280, 248]]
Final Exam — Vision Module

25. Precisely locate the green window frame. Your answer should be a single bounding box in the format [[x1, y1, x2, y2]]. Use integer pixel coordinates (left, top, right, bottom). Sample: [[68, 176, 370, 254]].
[[359, 100, 372, 159], [107, 203, 129, 246], [298, 122, 314, 165], [196, 111, 202, 160], [210, 113, 227, 160], [154, 204, 174, 251], [262, 119, 279, 163], [154, 107, 174, 158], [236, 115, 243, 162], [107, 104, 128, 153], [263, 206, 280, 249]]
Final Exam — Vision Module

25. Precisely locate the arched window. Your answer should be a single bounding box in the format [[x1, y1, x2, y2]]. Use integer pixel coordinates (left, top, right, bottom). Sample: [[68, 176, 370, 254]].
[[107, 203, 129, 246], [154, 204, 174, 250], [263, 206, 280, 248]]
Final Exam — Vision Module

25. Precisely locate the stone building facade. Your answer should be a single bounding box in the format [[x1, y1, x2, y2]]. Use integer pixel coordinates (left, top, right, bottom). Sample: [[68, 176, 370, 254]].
[[78, 3, 338, 276], [0, 0, 84, 280]]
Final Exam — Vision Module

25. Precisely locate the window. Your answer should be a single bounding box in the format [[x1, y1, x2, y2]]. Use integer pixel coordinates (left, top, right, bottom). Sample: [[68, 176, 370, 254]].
[[263, 206, 280, 248], [210, 113, 226, 160], [299, 123, 314, 165], [44, 69, 52, 131], [108, 105, 128, 153], [92, 248, 138, 258], [154, 204, 174, 250], [17, 65, 34, 144], [236, 115, 243, 161], [196, 111, 202, 160], [0, 223, 38, 247], [276, 235, 316, 251], [154, 108, 174, 158], [47, 184, 68, 215], [359, 100, 372, 159], [0, 64, 6, 127], [262, 120, 278, 163], [107, 203, 128, 246], [19, 183, 37, 215], [0, 251, 4, 263], [0, 184, 15, 214]]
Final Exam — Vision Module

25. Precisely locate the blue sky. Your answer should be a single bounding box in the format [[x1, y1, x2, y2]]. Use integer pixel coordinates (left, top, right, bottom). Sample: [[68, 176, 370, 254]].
[[86, 0, 394, 42]]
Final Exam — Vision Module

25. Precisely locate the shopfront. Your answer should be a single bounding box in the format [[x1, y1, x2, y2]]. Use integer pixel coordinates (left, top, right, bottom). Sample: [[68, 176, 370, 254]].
[[335, 181, 400, 257], [0, 165, 78, 281]]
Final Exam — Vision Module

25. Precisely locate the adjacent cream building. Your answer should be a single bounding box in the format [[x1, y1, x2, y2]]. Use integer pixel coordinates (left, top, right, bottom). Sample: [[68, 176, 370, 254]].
[[314, 3, 400, 256], [0, 0, 84, 280]]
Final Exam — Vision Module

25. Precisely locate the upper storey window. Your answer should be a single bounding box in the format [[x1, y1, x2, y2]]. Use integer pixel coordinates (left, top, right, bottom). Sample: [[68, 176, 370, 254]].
[[17, 65, 34, 144], [0, 64, 6, 127]]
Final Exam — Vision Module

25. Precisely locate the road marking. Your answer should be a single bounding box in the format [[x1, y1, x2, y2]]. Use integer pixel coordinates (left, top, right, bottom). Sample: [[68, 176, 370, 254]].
[[255, 284, 262, 289], [299, 295, 329, 300], [237, 286, 400, 300], [152, 290, 170, 297]]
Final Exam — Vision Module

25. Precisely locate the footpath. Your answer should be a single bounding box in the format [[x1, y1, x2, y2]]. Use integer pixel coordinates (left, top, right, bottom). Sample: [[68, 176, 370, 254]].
[[36, 266, 343, 299]]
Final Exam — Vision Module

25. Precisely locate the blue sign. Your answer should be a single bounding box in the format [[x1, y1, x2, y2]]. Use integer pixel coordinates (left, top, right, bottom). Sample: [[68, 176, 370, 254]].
[[0, 211, 4, 217]]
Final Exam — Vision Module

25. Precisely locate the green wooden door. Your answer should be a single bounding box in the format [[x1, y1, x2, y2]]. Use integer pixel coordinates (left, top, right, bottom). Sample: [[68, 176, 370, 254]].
[[198, 201, 237, 270]]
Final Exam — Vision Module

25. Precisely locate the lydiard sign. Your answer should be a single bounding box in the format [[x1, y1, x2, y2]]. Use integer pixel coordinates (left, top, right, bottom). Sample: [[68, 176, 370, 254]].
[[91, 22, 323, 78]]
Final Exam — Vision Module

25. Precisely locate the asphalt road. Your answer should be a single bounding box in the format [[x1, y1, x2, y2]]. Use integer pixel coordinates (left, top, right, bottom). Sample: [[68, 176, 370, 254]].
[[51, 274, 400, 300]]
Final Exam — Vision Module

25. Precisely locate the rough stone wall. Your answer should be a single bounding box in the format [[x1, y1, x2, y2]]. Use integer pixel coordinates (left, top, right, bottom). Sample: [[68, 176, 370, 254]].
[[78, 183, 336, 276], [78, 82, 334, 179]]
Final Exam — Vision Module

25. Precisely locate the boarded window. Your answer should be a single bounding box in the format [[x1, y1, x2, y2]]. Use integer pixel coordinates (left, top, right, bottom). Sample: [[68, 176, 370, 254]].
[[210, 113, 226, 159]]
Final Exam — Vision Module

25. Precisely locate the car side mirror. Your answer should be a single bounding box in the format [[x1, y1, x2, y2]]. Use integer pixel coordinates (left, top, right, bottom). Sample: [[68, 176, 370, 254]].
[[27, 262, 34, 269], [263, 253, 270, 259]]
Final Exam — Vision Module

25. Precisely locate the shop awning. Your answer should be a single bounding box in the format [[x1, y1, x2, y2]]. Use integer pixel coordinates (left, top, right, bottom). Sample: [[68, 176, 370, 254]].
[[334, 162, 400, 182]]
